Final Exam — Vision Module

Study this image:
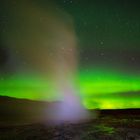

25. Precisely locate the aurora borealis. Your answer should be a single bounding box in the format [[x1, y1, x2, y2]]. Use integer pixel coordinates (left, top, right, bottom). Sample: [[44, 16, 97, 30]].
[[0, 67, 140, 109], [0, 0, 140, 110]]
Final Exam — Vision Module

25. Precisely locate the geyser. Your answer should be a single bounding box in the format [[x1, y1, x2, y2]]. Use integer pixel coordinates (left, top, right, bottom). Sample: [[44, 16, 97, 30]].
[[1, 0, 89, 123]]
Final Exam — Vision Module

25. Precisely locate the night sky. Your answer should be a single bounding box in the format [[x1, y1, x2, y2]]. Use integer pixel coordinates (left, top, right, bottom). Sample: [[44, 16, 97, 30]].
[[57, 0, 140, 70], [0, 0, 140, 109]]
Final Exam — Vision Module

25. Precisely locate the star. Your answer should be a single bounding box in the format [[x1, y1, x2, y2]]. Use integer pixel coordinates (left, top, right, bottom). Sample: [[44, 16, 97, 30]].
[[0, 77, 4, 81], [100, 41, 104, 45], [15, 50, 19, 54], [131, 57, 135, 61], [63, 0, 73, 4], [83, 21, 87, 26], [95, 25, 99, 29], [85, 57, 89, 60], [100, 52, 105, 56]]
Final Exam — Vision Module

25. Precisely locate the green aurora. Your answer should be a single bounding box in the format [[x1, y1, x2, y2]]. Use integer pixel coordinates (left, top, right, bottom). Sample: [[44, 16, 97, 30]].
[[0, 0, 140, 110], [0, 67, 140, 109]]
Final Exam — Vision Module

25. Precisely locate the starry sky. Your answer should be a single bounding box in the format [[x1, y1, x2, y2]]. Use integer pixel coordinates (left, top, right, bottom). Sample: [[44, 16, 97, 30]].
[[0, 0, 140, 109], [57, 0, 140, 70]]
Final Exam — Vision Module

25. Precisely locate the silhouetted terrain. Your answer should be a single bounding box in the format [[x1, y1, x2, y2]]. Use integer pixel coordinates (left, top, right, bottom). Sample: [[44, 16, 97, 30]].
[[0, 96, 60, 125], [0, 96, 140, 140]]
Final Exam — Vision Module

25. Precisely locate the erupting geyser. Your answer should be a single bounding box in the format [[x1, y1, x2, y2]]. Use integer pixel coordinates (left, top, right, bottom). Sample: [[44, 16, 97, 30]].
[[48, 87, 89, 123], [1, 0, 89, 123]]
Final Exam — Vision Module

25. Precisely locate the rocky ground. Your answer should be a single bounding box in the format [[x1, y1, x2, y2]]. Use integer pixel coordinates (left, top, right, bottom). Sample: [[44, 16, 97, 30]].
[[0, 116, 140, 140], [0, 97, 139, 139]]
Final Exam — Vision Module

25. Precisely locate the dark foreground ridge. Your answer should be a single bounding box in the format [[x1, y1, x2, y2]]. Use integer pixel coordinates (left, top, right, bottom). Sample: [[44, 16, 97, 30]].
[[0, 96, 140, 140], [0, 117, 140, 140]]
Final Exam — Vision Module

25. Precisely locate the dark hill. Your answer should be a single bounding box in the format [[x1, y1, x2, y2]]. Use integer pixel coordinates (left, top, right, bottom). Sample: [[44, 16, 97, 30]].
[[0, 96, 139, 125]]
